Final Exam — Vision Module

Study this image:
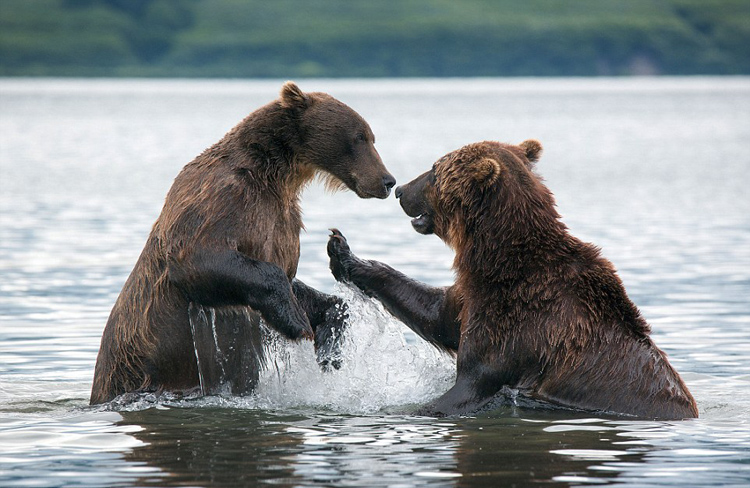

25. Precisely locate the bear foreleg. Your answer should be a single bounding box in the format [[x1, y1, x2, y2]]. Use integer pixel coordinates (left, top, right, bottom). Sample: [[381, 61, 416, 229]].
[[168, 248, 313, 341], [416, 373, 496, 417], [327, 229, 461, 353]]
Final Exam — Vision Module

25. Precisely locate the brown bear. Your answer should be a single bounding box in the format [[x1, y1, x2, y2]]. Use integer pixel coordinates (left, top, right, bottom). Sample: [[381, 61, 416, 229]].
[[90, 82, 395, 405], [327, 139, 699, 419]]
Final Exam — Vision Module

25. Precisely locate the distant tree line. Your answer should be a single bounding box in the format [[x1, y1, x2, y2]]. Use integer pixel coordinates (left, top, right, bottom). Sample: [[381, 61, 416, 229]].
[[1, 0, 748, 77]]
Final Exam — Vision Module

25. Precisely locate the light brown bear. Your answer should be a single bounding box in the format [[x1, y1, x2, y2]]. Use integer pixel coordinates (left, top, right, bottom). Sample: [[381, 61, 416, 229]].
[[327, 139, 698, 419], [90, 82, 395, 404]]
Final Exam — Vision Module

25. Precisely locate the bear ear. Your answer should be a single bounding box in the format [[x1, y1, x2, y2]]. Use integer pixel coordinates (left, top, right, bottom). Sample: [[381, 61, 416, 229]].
[[280, 81, 310, 110], [519, 139, 543, 164], [469, 157, 502, 186]]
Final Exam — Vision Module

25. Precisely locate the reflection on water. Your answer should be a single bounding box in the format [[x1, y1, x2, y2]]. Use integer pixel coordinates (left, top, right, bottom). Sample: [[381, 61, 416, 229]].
[[112, 405, 750, 487], [1, 77, 750, 487], [112, 407, 634, 487], [116, 409, 460, 487]]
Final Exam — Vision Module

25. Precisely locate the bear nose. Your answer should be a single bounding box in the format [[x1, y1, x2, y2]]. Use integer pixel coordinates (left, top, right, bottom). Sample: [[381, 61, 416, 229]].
[[383, 174, 396, 192], [382, 175, 396, 197], [394, 186, 403, 199]]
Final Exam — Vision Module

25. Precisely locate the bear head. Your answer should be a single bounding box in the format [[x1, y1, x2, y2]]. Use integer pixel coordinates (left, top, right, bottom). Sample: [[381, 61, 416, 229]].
[[280, 82, 396, 199], [395, 139, 544, 248]]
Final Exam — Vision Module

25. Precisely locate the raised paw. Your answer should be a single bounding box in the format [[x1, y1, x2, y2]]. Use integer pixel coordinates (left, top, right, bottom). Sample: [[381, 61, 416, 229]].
[[327, 228, 355, 283]]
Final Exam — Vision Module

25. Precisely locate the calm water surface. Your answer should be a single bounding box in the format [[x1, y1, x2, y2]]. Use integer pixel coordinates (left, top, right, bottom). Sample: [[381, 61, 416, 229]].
[[1, 78, 749, 487]]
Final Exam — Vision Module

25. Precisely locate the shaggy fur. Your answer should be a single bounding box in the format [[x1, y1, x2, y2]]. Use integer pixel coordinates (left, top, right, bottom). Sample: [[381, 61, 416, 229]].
[[328, 140, 698, 419], [91, 82, 395, 404]]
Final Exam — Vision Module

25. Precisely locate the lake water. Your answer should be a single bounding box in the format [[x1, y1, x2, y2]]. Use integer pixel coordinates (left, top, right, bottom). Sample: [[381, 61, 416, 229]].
[[1, 77, 749, 487]]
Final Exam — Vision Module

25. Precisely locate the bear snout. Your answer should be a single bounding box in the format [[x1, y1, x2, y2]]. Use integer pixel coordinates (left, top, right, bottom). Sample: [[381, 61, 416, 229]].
[[355, 171, 396, 199], [383, 174, 397, 196]]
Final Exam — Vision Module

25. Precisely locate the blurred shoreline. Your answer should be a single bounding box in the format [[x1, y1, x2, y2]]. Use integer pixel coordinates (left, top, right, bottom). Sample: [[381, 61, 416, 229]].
[[2, 0, 749, 78]]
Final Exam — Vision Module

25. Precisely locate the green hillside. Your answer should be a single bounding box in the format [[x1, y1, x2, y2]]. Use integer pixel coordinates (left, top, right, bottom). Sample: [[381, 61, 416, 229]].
[[1, 0, 749, 77]]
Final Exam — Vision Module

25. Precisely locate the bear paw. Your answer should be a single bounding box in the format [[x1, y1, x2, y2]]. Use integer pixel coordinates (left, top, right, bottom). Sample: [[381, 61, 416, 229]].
[[260, 292, 314, 342], [327, 228, 356, 283]]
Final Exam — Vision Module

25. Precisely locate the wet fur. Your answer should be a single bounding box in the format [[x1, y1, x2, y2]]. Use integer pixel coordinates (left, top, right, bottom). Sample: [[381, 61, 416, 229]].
[[91, 82, 392, 404], [328, 140, 698, 420]]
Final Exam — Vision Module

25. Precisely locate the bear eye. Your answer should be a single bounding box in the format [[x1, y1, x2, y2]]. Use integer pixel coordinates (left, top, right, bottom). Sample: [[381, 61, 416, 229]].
[[355, 133, 367, 143]]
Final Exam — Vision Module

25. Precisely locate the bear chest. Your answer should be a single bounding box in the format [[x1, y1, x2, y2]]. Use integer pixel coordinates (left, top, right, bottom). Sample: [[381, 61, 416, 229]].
[[237, 205, 301, 279]]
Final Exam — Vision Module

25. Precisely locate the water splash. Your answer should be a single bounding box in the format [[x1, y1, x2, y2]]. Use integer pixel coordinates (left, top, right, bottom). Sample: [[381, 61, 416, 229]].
[[250, 284, 457, 414], [107, 284, 456, 414], [187, 302, 206, 396], [206, 306, 227, 382]]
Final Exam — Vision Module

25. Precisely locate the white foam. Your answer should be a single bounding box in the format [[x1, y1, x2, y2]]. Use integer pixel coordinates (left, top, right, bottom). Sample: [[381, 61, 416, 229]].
[[249, 284, 456, 414]]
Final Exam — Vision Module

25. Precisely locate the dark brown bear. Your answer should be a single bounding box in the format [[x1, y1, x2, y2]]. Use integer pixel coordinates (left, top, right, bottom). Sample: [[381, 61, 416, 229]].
[[327, 139, 698, 419], [90, 82, 395, 405]]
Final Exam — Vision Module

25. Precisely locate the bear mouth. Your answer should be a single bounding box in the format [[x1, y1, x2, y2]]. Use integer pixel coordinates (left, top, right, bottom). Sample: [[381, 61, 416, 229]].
[[410, 212, 434, 235], [353, 182, 392, 200], [357, 187, 390, 199]]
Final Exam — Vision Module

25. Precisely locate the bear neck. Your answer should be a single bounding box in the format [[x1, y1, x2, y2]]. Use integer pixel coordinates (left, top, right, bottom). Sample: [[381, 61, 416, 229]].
[[217, 101, 316, 198], [454, 179, 570, 290]]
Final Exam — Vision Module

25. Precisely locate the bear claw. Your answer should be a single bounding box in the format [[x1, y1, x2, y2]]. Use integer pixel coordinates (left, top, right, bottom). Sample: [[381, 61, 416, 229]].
[[327, 229, 353, 282]]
